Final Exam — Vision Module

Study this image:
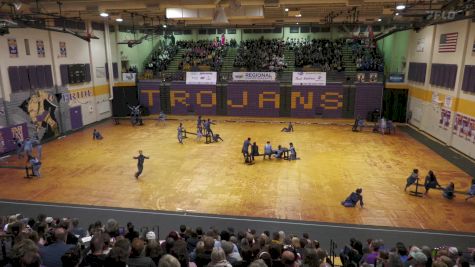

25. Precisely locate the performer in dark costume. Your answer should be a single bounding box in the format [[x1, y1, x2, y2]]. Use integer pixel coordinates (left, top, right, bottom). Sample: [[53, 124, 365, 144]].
[[341, 188, 364, 207], [250, 142, 259, 161], [133, 150, 149, 179], [281, 122, 294, 132], [424, 170, 441, 194], [128, 104, 142, 126]]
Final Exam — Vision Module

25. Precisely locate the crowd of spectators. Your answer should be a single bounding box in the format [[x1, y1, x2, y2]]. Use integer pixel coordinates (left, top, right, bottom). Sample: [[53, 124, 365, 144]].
[[349, 40, 384, 72], [1, 213, 474, 267], [289, 39, 344, 72], [177, 40, 228, 71], [145, 45, 178, 73], [234, 39, 287, 72]]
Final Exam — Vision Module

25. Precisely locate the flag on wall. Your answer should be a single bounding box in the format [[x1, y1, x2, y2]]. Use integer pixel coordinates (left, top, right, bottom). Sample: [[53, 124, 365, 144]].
[[438, 32, 458, 53]]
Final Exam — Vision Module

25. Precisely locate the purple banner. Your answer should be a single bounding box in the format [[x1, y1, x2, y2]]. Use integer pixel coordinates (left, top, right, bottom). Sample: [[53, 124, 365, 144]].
[[170, 81, 216, 115], [0, 123, 29, 154], [227, 82, 280, 117], [354, 83, 383, 119], [291, 84, 344, 118], [138, 80, 161, 114]]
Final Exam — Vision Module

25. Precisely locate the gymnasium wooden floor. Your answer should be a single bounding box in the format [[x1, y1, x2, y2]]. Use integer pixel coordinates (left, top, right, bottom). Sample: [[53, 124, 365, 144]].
[[1, 116, 474, 233]]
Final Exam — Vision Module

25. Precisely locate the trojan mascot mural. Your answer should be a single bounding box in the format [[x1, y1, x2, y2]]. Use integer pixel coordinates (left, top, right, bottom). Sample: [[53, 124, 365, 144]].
[[20, 90, 60, 140]]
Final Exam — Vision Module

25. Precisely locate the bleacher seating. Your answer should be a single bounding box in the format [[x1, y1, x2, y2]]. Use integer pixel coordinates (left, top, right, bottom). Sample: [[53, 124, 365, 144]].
[[1, 213, 473, 267], [234, 39, 287, 72]]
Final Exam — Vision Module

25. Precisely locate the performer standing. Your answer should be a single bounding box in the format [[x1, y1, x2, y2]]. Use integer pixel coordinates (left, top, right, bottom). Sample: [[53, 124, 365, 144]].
[[133, 150, 149, 179], [404, 169, 419, 191], [177, 123, 184, 144], [196, 123, 203, 142], [23, 138, 33, 159], [205, 119, 215, 137], [34, 137, 43, 161], [289, 142, 297, 160], [28, 155, 41, 178], [197, 115, 203, 128], [242, 138, 251, 163]]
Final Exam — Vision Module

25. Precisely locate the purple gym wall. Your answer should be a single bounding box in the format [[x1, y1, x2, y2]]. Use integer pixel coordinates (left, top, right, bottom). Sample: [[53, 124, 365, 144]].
[[0, 123, 29, 154], [354, 83, 383, 119], [291, 83, 344, 118], [227, 82, 280, 117], [138, 80, 161, 114], [170, 81, 217, 115]]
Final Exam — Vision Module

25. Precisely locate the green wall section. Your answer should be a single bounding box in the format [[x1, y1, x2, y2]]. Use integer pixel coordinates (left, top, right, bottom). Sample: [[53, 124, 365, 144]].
[[377, 30, 409, 75]]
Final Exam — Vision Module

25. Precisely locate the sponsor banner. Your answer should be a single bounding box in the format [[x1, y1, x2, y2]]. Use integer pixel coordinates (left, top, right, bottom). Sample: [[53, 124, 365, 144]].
[[186, 72, 217, 85], [122, 73, 137, 82], [232, 72, 276, 82], [444, 95, 452, 109], [388, 73, 405, 83], [292, 72, 326, 86]]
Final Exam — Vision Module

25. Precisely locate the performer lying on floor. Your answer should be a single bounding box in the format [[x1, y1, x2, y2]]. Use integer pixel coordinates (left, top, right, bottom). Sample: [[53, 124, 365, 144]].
[[341, 188, 364, 207]]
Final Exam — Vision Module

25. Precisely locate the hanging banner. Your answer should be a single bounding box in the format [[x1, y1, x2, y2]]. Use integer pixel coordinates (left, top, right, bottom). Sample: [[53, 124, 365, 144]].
[[432, 92, 440, 104], [122, 73, 137, 82], [8, 38, 18, 58], [461, 116, 470, 137], [59, 41, 67, 57], [453, 113, 462, 134], [186, 72, 217, 85], [232, 72, 276, 82], [416, 38, 425, 52], [292, 72, 326, 86], [36, 40, 45, 58], [444, 95, 452, 109]]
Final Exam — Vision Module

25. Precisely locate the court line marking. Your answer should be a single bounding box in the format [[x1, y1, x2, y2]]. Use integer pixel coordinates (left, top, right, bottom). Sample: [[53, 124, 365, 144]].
[[1, 200, 474, 238]]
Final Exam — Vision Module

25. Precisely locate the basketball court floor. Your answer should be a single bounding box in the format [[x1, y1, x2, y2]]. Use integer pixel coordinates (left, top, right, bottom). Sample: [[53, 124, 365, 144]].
[[0, 116, 474, 233]]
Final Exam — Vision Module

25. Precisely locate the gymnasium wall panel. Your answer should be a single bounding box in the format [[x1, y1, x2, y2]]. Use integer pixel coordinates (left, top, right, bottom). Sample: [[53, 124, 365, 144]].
[[290, 84, 344, 118], [354, 83, 383, 119], [138, 80, 161, 114], [226, 82, 280, 117], [170, 82, 217, 115]]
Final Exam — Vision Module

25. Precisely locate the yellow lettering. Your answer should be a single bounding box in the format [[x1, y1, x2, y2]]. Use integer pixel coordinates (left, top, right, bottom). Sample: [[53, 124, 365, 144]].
[[196, 91, 217, 108], [227, 91, 248, 108], [141, 89, 160, 107], [258, 92, 280, 109], [170, 91, 190, 107], [291, 92, 313, 110]]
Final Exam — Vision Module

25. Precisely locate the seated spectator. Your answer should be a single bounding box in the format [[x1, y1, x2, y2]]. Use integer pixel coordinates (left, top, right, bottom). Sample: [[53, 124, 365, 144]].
[[70, 218, 86, 238], [61, 246, 82, 267], [341, 188, 364, 208], [360, 239, 383, 265], [159, 254, 181, 267], [80, 233, 106, 266], [209, 247, 232, 267], [443, 182, 455, 199], [128, 238, 157, 267], [221, 241, 242, 266], [39, 227, 75, 267], [9, 239, 41, 267], [234, 38, 287, 72]]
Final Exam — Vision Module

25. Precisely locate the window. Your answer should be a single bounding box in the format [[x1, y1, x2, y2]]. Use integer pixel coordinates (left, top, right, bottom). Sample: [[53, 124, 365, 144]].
[[290, 26, 299, 33]]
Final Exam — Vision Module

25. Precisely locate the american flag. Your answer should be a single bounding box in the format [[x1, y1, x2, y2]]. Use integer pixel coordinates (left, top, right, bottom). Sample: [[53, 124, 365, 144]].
[[439, 32, 458, 53]]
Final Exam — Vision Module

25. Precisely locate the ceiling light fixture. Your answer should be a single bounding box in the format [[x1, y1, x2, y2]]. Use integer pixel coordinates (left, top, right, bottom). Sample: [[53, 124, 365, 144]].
[[116, 18, 123, 22], [395, 12, 400, 15], [285, 8, 289, 12], [163, 24, 167, 28], [100, 12, 109, 17], [396, 4, 405, 10], [295, 14, 302, 17], [377, 18, 382, 21]]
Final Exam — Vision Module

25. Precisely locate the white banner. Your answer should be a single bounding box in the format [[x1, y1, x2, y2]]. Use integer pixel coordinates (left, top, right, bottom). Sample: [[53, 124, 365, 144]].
[[232, 72, 276, 82], [292, 72, 326, 86], [122, 73, 136, 82], [186, 72, 217, 85]]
